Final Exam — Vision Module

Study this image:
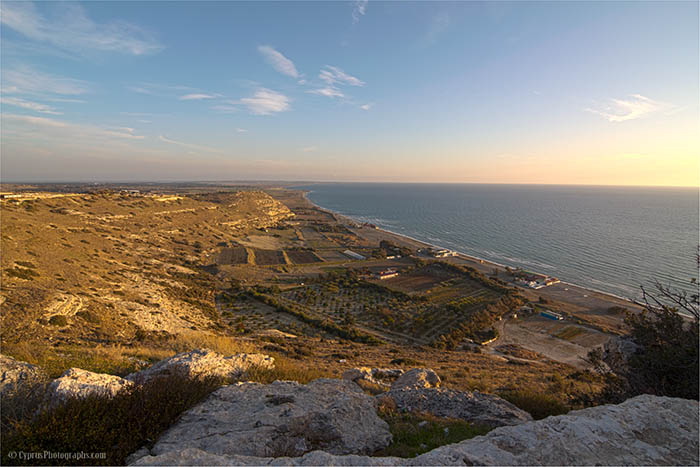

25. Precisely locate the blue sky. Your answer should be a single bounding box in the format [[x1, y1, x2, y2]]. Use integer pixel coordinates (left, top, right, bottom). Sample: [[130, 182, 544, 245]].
[[1, 1, 698, 185]]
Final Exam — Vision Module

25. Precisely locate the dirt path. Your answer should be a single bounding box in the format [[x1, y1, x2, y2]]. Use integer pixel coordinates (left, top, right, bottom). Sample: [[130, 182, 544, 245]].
[[487, 318, 598, 369]]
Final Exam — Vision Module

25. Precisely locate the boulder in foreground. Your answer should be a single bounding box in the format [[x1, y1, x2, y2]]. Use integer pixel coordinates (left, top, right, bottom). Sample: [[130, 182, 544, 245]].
[[149, 378, 392, 458], [132, 394, 699, 466]]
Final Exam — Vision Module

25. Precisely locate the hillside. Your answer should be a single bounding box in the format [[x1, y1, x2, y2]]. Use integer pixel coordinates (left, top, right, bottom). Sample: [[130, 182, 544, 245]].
[[0, 190, 293, 347]]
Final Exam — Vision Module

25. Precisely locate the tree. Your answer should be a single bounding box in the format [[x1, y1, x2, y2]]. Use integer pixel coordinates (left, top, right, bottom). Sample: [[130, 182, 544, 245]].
[[588, 249, 699, 401]]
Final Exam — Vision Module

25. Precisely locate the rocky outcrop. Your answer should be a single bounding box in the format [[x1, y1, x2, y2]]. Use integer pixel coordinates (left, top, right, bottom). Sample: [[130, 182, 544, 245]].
[[132, 395, 700, 466], [381, 387, 532, 428], [342, 367, 404, 388], [378, 367, 530, 428], [46, 368, 132, 405], [0, 354, 46, 396], [391, 368, 440, 390], [126, 349, 274, 384], [148, 379, 392, 459]]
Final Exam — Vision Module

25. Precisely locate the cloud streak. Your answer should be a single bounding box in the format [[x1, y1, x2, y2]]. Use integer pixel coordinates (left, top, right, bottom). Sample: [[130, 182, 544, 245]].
[[158, 135, 223, 153], [586, 94, 670, 122], [179, 93, 219, 101], [0, 96, 62, 115], [258, 45, 299, 78], [352, 0, 368, 24], [2, 65, 91, 96], [240, 88, 290, 115], [319, 66, 365, 87], [0, 1, 163, 56], [2, 113, 144, 139], [308, 87, 344, 98]]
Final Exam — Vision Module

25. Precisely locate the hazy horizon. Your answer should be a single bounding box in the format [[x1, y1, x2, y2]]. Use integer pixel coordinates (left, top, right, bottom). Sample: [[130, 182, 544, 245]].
[[1, 1, 698, 186]]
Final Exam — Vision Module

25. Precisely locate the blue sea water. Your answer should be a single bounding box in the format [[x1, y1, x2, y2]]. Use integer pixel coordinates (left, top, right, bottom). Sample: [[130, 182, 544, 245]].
[[300, 183, 699, 302]]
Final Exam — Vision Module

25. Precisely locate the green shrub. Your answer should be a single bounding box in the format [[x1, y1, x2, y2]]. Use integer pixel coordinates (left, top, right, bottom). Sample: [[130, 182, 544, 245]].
[[75, 311, 101, 324], [499, 389, 569, 420], [5, 267, 39, 280], [374, 408, 490, 458], [2, 373, 223, 465], [48, 315, 68, 326]]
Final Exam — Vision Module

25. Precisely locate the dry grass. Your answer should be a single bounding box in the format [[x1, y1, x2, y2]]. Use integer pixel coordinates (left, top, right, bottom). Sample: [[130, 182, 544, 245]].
[[244, 355, 331, 384], [2, 332, 258, 378]]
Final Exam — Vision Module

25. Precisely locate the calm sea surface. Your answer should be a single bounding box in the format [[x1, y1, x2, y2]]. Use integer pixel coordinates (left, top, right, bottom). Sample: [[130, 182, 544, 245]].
[[300, 183, 699, 302]]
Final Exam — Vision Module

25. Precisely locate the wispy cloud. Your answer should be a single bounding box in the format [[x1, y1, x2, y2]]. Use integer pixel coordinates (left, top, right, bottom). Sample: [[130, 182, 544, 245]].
[[2, 113, 67, 128], [310, 66, 365, 99], [360, 103, 374, 111], [2, 65, 91, 96], [301, 146, 317, 152], [179, 93, 219, 101], [308, 87, 344, 98], [236, 128, 248, 133], [0, 96, 62, 115], [352, 0, 368, 24], [0, 1, 163, 56], [319, 66, 365, 87], [257, 45, 299, 78], [158, 135, 223, 154], [240, 88, 290, 115], [586, 94, 671, 122], [2, 113, 144, 139], [210, 103, 238, 114], [421, 11, 450, 47]]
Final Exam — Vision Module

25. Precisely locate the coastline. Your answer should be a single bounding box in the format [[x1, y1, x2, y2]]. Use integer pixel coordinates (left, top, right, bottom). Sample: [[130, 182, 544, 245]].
[[299, 189, 644, 313]]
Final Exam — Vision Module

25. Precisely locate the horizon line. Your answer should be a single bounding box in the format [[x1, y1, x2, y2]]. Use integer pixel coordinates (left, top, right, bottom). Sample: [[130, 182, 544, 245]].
[[1, 180, 698, 189]]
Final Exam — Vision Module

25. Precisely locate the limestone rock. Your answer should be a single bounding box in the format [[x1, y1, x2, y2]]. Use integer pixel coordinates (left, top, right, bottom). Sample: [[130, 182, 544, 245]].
[[132, 448, 398, 466], [0, 354, 46, 396], [149, 378, 392, 458], [46, 368, 132, 405], [126, 349, 274, 383], [412, 394, 699, 466], [342, 367, 404, 387], [383, 387, 532, 427], [132, 395, 699, 466], [390, 368, 440, 390]]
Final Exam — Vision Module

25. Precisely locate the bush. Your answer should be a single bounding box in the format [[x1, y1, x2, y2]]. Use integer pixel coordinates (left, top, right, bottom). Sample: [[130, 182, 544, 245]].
[[499, 390, 569, 420], [5, 267, 39, 280], [588, 254, 699, 402], [48, 315, 68, 326], [374, 408, 490, 458], [1, 373, 223, 465]]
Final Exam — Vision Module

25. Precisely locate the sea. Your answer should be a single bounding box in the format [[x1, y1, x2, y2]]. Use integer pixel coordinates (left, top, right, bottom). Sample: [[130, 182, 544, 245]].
[[299, 183, 699, 304]]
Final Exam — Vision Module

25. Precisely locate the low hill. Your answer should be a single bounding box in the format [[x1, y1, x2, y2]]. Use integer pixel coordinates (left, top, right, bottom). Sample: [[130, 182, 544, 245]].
[[0, 190, 293, 348]]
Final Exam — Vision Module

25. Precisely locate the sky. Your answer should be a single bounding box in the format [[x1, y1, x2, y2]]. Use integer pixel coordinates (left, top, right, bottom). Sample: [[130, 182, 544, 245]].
[[0, 1, 698, 186]]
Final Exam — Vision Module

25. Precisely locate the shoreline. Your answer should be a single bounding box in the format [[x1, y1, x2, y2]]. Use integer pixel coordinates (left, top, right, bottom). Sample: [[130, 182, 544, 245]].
[[299, 189, 643, 310]]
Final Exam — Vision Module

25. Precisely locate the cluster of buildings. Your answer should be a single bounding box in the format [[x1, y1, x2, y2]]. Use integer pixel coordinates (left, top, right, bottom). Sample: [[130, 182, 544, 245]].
[[511, 268, 560, 289]]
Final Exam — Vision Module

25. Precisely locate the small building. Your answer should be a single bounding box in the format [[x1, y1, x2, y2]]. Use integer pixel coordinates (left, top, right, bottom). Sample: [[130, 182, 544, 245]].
[[343, 250, 366, 260], [375, 268, 399, 280], [429, 248, 457, 258], [540, 310, 563, 321]]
